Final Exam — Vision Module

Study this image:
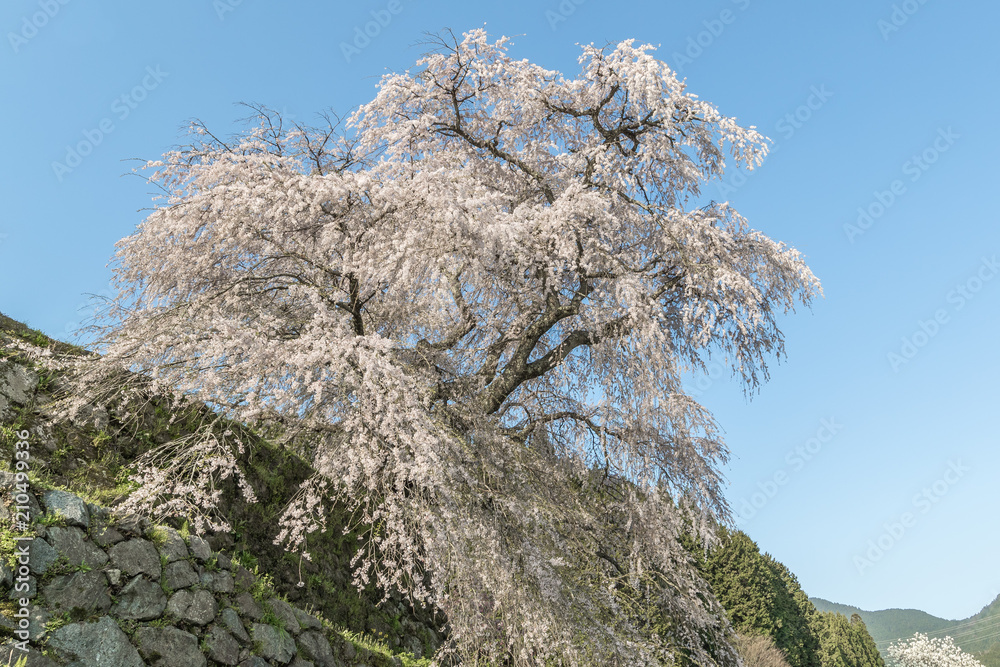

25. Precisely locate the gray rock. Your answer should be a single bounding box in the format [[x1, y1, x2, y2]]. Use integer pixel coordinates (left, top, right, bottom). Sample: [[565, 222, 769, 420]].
[[112, 575, 167, 620], [215, 552, 232, 570], [220, 607, 251, 644], [44, 526, 108, 569], [29, 499, 44, 528], [293, 607, 324, 631], [290, 658, 317, 667], [164, 559, 200, 590], [187, 534, 212, 561], [233, 591, 263, 621], [206, 532, 234, 552], [402, 634, 424, 658], [239, 658, 270, 667], [233, 564, 255, 590], [341, 640, 356, 661], [135, 626, 207, 667], [69, 403, 109, 432], [200, 569, 235, 593], [116, 513, 150, 537], [0, 360, 37, 419], [27, 537, 59, 575], [108, 538, 161, 578], [0, 560, 11, 588], [85, 502, 110, 524], [166, 588, 217, 625], [251, 622, 297, 663], [31, 423, 57, 453], [266, 597, 301, 635], [42, 570, 111, 614], [92, 525, 125, 548], [205, 624, 241, 665], [105, 568, 123, 587], [18, 603, 49, 641], [153, 526, 189, 562], [0, 641, 57, 667], [40, 490, 90, 529], [298, 630, 338, 667], [8, 575, 36, 600], [47, 615, 144, 667]]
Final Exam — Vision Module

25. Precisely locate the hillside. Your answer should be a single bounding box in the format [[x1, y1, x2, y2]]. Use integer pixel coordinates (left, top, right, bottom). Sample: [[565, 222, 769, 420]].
[[810, 596, 1000, 667], [0, 311, 890, 666], [1, 314, 442, 666]]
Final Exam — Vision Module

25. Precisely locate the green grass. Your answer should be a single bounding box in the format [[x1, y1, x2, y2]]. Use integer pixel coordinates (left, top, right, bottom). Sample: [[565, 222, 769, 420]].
[[261, 607, 285, 632], [0, 521, 33, 570], [37, 511, 67, 527], [44, 611, 71, 633], [4, 654, 28, 667], [0, 311, 89, 356], [337, 627, 434, 667], [147, 526, 169, 549]]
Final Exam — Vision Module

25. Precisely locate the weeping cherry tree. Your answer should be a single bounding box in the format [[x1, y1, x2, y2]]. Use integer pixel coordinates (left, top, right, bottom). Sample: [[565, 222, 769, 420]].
[[74, 29, 821, 665]]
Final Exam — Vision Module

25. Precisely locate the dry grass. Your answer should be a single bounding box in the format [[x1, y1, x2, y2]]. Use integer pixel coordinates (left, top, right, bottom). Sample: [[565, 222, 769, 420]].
[[733, 633, 793, 667]]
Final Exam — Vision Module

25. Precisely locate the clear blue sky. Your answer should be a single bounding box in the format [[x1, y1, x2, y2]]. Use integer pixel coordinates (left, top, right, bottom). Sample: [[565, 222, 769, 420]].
[[2, 0, 998, 621]]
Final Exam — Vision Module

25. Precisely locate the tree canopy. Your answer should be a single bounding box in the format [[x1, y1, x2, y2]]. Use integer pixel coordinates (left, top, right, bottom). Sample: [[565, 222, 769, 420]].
[[693, 529, 884, 667], [77, 29, 821, 665]]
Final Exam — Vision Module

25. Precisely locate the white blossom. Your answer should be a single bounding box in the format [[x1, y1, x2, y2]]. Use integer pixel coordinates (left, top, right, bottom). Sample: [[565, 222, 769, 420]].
[[887, 633, 984, 667]]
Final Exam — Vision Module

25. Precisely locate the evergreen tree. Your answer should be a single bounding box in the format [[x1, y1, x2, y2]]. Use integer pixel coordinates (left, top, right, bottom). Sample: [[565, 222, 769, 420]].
[[813, 612, 882, 667], [697, 530, 819, 667], [695, 529, 884, 667], [762, 554, 822, 667], [702, 531, 784, 637]]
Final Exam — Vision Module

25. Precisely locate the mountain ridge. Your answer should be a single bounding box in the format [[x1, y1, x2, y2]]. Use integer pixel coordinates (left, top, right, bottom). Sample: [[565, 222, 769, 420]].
[[810, 595, 1000, 667]]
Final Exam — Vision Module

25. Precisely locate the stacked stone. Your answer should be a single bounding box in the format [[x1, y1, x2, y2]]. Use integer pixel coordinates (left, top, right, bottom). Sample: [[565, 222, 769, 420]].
[[0, 485, 394, 667]]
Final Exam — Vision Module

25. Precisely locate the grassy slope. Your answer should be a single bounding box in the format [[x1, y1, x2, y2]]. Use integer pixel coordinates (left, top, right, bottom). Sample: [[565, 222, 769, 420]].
[[0, 313, 440, 665]]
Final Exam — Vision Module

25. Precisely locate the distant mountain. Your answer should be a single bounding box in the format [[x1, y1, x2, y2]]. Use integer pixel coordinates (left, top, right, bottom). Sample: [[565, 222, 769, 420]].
[[810, 596, 1000, 667]]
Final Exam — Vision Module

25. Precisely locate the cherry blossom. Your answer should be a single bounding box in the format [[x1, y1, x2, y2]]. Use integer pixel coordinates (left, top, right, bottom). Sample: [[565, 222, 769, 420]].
[[75, 29, 821, 665]]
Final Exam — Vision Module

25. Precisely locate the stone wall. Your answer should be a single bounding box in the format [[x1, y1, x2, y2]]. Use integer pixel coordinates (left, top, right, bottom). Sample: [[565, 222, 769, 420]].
[[0, 317, 441, 667], [1, 485, 405, 667]]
